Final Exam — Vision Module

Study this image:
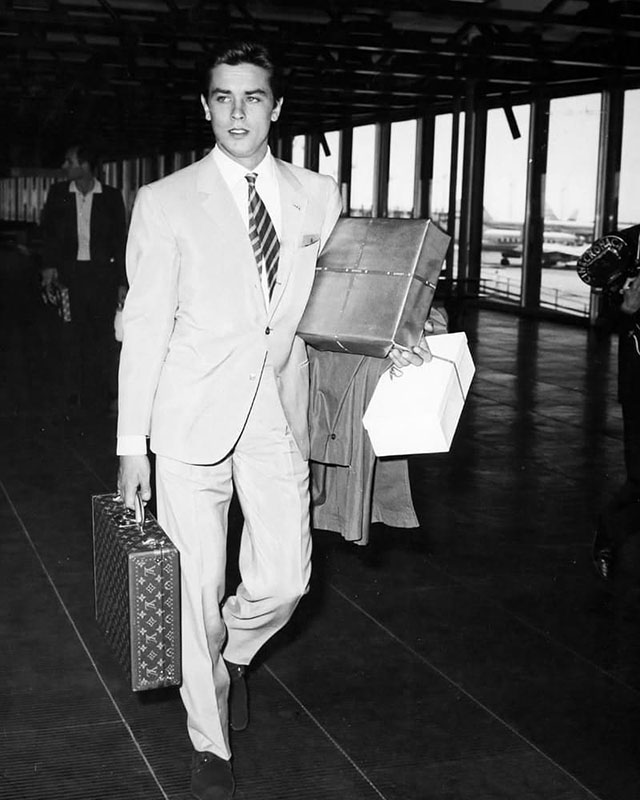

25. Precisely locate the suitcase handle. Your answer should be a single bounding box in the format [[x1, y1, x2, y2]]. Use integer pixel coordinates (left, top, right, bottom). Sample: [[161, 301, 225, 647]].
[[112, 495, 162, 547], [113, 492, 146, 532], [133, 492, 145, 528]]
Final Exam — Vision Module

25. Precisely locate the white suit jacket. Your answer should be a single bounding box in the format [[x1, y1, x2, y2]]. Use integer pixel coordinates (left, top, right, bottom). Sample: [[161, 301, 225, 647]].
[[117, 150, 342, 464]]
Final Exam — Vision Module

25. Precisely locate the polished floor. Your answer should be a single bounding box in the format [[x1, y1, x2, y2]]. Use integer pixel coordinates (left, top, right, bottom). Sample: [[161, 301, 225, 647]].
[[1, 251, 640, 799]]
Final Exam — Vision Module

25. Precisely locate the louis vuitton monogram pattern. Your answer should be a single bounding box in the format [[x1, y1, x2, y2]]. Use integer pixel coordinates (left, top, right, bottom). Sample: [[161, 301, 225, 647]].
[[92, 493, 181, 691]]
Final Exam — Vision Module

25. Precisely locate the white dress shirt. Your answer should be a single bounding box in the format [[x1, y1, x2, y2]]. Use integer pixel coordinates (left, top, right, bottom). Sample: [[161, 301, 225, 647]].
[[117, 147, 282, 457], [213, 145, 281, 303], [69, 178, 102, 261]]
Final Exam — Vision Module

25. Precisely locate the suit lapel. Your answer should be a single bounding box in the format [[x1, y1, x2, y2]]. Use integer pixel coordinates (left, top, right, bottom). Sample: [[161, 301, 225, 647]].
[[194, 153, 307, 319], [269, 161, 307, 320], [196, 154, 266, 310], [196, 154, 248, 247]]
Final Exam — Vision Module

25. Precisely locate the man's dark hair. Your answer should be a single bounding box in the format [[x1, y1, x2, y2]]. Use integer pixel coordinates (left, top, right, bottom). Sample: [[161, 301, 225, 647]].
[[70, 143, 100, 174], [200, 40, 285, 102]]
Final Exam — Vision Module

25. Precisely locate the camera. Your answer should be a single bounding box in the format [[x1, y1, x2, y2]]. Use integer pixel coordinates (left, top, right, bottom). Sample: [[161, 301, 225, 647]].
[[577, 231, 640, 293]]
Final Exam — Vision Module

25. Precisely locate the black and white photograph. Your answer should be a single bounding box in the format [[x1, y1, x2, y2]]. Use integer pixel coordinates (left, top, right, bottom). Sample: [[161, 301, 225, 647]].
[[1, 2, 640, 798]]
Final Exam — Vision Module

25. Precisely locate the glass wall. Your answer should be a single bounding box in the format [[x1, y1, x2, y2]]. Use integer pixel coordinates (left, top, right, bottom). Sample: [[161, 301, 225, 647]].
[[319, 130, 340, 182], [541, 93, 601, 317], [388, 119, 417, 218], [432, 113, 465, 275], [6, 83, 640, 325], [619, 88, 640, 229], [480, 105, 530, 305], [350, 124, 376, 216], [121, 159, 139, 217], [103, 161, 118, 188], [292, 135, 306, 167], [432, 115, 453, 232]]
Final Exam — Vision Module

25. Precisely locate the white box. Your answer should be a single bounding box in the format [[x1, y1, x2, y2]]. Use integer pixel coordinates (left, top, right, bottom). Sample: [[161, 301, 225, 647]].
[[362, 332, 475, 456]]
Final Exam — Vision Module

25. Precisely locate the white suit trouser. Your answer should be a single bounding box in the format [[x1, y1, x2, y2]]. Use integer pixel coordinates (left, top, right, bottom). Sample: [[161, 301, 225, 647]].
[[155, 367, 311, 759]]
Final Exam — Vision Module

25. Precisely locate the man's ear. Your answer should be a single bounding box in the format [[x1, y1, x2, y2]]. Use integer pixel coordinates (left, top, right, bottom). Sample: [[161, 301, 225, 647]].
[[271, 97, 284, 123], [200, 94, 211, 121]]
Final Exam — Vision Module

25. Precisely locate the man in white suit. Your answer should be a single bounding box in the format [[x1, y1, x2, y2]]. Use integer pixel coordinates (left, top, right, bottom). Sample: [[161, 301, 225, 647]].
[[117, 40, 428, 800]]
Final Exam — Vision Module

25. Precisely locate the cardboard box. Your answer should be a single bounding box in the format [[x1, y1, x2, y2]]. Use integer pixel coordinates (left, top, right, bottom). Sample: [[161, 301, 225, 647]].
[[362, 332, 475, 456], [298, 218, 450, 358]]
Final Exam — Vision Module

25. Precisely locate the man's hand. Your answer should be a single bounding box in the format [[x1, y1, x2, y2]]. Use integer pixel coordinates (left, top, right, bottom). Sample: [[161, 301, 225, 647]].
[[41, 267, 58, 287], [621, 275, 640, 316], [41, 267, 59, 303], [117, 455, 152, 510], [388, 337, 432, 371]]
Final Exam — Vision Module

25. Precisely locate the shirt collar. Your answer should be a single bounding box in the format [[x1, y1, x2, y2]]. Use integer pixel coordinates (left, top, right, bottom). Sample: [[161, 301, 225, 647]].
[[212, 145, 276, 190], [69, 178, 102, 195]]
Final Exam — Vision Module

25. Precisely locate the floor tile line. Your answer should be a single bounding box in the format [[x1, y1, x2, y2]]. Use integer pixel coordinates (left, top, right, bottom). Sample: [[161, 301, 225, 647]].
[[57, 401, 616, 796], [330, 584, 604, 800], [470, 383, 621, 437], [264, 664, 390, 800], [0, 478, 170, 800], [5, 720, 124, 735], [64, 439, 113, 490], [422, 557, 640, 699]]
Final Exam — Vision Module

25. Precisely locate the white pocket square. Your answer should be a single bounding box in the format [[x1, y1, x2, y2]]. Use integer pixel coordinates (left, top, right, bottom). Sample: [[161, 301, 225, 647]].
[[301, 234, 320, 247]]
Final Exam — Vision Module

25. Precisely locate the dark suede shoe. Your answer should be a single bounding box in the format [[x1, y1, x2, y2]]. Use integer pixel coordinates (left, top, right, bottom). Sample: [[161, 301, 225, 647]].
[[190, 751, 234, 800], [225, 660, 249, 732]]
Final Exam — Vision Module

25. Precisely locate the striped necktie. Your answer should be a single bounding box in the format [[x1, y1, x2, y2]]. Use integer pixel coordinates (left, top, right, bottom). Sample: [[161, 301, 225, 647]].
[[245, 172, 279, 299]]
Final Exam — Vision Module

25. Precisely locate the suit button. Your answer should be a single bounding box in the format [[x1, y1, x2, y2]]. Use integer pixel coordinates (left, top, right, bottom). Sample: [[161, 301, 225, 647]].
[[249, 373, 256, 381], [330, 433, 337, 440], [265, 326, 271, 335]]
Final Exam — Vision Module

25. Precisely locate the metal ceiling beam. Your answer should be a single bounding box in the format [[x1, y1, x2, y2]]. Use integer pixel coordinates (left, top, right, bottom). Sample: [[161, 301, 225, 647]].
[[1, 0, 640, 166]]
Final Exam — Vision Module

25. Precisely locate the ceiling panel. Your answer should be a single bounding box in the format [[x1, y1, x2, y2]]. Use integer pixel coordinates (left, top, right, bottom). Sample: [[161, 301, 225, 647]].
[[1, 0, 640, 168]]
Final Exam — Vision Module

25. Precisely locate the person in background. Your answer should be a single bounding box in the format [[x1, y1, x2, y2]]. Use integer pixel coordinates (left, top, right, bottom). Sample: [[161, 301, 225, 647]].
[[592, 224, 640, 580], [116, 39, 430, 800], [40, 143, 127, 415]]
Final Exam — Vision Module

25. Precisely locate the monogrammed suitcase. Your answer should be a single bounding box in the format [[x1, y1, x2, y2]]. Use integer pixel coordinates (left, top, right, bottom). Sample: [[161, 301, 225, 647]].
[[92, 493, 181, 691]]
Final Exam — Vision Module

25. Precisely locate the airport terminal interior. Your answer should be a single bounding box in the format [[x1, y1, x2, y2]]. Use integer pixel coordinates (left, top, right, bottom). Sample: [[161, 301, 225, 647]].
[[2, 1, 640, 799]]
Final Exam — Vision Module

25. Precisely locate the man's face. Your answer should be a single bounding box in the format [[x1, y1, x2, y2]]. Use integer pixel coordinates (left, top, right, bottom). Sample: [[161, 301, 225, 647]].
[[201, 62, 283, 170], [62, 148, 85, 181]]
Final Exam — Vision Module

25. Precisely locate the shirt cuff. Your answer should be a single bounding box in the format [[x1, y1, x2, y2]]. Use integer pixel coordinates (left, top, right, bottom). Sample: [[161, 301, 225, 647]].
[[117, 435, 148, 456]]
